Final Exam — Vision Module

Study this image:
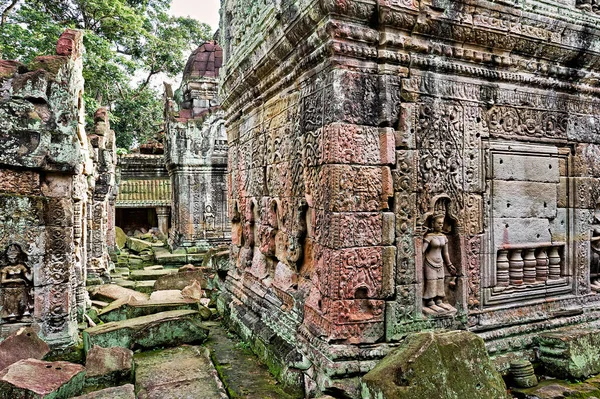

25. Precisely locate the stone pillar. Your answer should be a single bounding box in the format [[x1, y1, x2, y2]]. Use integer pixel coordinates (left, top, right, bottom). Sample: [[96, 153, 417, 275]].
[[156, 206, 170, 236], [0, 29, 91, 346]]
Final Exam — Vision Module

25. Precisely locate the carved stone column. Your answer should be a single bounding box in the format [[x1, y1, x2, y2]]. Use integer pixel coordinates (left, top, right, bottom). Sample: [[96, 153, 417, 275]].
[[156, 206, 170, 235]]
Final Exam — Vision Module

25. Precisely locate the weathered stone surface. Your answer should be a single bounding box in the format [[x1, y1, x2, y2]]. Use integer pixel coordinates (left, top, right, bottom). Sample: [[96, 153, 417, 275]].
[[0, 359, 85, 399], [0, 327, 50, 371], [153, 268, 208, 290], [72, 384, 135, 399], [537, 328, 600, 380], [361, 331, 508, 399], [134, 346, 227, 399], [82, 310, 208, 352], [89, 284, 149, 303], [84, 346, 133, 386]]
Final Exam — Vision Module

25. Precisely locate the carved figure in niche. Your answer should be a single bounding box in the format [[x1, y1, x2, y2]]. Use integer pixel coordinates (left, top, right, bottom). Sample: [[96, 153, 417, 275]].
[[0, 244, 33, 322], [590, 228, 600, 292], [422, 206, 457, 315], [204, 205, 216, 231]]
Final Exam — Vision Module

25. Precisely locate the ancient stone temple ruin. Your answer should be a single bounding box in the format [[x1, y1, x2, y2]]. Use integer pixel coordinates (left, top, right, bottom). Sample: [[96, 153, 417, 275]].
[[0, 30, 116, 346], [219, 0, 600, 394], [164, 42, 229, 250]]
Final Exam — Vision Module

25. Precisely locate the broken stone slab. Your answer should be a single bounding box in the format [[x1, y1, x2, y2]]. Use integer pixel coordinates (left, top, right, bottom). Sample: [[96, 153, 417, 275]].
[[361, 331, 508, 399], [126, 237, 152, 253], [134, 280, 156, 294], [96, 294, 200, 323], [129, 269, 177, 282], [83, 309, 209, 353], [85, 345, 133, 387], [0, 359, 86, 399], [134, 346, 227, 399], [144, 265, 163, 271], [89, 284, 149, 303], [153, 268, 208, 291], [0, 327, 50, 371], [72, 384, 135, 399], [536, 327, 600, 380]]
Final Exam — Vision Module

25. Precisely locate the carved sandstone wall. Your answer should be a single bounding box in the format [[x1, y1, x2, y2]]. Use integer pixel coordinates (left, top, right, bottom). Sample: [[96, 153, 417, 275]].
[[0, 30, 93, 347], [220, 0, 600, 395]]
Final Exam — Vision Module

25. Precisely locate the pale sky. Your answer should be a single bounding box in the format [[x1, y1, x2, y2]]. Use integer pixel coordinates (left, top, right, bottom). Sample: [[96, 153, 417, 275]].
[[170, 0, 220, 32]]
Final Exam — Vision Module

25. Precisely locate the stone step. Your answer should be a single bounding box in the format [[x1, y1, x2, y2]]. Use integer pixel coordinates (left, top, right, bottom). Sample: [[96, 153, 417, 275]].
[[143, 265, 164, 271], [155, 252, 188, 265], [134, 346, 227, 399], [129, 269, 178, 281], [134, 280, 156, 294], [82, 310, 209, 353]]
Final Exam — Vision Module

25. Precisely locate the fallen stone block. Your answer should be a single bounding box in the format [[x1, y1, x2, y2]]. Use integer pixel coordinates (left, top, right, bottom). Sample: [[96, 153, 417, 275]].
[[129, 269, 177, 282], [537, 328, 600, 379], [97, 295, 199, 323], [153, 268, 208, 291], [135, 346, 227, 399], [0, 359, 85, 399], [126, 237, 152, 253], [83, 310, 209, 353], [154, 252, 187, 265], [89, 284, 148, 303], [0, 327, 50, 371], [85, 346, 133, 387], [72, 384, 135, 399], [361, 330, 508, 399]]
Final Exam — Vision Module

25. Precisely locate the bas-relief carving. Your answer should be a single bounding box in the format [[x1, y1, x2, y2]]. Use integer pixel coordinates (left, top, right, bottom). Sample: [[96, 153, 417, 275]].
[[419, 196, 458, 317], [0, 244, 33, 323]]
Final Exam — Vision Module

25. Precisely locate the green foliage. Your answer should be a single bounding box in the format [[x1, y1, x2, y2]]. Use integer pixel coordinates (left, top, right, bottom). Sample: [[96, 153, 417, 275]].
[[0, 0, 212, 147]]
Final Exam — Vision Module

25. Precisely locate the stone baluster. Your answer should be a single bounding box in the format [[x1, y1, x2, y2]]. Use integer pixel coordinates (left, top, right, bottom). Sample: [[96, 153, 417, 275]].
[[496, 249, 510, 287], [536, 248, 549, 282], [548, 247, 561, 280], [509, 249, 524, 286], [523, 248, 537, 284]]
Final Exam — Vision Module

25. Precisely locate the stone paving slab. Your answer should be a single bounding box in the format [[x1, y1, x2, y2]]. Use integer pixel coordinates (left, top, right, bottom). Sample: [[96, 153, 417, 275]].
[[0, 359, 85, 399], [83, 310, 208, 353], [73, 384, 135, 399], [205, 321, 301, 399], [134, 345, 227, 399]]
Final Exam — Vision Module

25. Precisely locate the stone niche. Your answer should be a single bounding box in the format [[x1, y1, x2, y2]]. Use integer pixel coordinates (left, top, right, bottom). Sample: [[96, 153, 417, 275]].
[[164, 42, 229, 249], [219, 0, 600, 396], [0, 30, 95, 347]]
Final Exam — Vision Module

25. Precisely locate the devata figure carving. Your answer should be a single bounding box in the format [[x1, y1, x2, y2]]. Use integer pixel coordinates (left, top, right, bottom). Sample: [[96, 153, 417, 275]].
[[422, 209, 457, 315], [0, 244, 33, 322]]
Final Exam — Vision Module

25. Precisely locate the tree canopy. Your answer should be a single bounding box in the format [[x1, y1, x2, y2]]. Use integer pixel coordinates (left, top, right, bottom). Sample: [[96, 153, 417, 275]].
[[0, 0, 212, 148]]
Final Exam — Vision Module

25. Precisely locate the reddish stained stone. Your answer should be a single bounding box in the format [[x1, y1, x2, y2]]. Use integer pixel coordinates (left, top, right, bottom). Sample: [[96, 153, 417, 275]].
[[182, 41, 223, 79], [0, 327, 50, 372]]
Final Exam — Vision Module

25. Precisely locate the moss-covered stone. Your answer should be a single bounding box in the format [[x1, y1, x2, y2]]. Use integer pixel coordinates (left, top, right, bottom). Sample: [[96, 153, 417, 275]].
[[536, 328, 600, 380], [361, 331, 508, 399]]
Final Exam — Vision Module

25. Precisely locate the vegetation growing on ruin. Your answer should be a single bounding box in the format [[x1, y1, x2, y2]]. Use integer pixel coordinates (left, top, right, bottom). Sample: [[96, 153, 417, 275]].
[[0, 0, 212, 148]]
